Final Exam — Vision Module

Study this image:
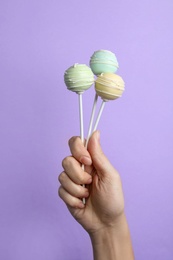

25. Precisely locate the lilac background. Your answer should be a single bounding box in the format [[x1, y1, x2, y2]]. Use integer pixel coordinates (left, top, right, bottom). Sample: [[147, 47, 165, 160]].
[[0, 0, 173, 259]]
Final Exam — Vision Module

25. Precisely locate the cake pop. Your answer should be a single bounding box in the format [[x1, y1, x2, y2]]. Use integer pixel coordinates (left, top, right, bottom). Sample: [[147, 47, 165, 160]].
[[90, 49, 119, 76], [93, 73, 125, 131], [64, 64, 94, 141], [86, 50, 119, 144], [95, 72, 125, 100]]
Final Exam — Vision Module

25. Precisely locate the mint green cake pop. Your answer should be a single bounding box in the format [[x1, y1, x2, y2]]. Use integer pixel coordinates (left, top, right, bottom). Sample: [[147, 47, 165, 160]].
[[64, 64, 94, 93], [90, 50, 119, 75]]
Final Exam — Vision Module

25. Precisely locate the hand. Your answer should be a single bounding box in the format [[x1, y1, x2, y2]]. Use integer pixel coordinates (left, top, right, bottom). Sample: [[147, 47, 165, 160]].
[[58, 131, 125, 235]]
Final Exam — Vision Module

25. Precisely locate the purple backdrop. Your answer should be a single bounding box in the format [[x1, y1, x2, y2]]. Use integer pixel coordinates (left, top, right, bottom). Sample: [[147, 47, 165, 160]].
[[0, 0, 173, 259]]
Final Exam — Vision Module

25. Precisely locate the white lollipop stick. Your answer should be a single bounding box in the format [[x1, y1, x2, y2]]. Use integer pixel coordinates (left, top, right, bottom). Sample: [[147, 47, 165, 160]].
[[78, 92, 86, 204], [78, 93, 84, 142], [92, 100, 107, 132], [85, 94, 98, 148]]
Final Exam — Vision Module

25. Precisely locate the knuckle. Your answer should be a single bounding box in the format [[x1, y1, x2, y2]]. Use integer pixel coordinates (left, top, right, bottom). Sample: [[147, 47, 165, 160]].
[[68, 136, 75, 146], [68, 136, 77, 146], [68, 136, 81, 148], [62, 156, 71, 169], [58, 172, 66, 184], [58, 186, 63, 198]]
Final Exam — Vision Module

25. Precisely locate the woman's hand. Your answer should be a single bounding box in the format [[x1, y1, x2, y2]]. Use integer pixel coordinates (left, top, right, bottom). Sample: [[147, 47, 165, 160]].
[[58, 131, 125, 234]]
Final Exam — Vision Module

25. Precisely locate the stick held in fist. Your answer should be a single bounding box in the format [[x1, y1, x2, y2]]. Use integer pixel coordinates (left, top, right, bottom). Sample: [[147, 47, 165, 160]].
[[58, 131, 134, 260]]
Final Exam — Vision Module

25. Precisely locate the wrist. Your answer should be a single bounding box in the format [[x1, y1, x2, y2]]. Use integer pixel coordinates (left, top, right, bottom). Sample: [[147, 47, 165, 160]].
[[89, 213, 126, 242], [89, 213, 134, 260]]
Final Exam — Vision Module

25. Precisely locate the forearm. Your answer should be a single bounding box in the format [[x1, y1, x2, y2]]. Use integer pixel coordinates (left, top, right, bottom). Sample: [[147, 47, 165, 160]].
[[90, 214, 134, 260]]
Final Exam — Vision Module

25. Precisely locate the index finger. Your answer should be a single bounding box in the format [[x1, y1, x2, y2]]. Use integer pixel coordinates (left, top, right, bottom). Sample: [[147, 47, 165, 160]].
[[68, 136, 92, 166]]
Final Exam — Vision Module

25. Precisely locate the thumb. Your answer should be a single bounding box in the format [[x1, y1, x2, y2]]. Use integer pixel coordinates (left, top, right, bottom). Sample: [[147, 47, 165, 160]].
[[87, 131, 115, 175]]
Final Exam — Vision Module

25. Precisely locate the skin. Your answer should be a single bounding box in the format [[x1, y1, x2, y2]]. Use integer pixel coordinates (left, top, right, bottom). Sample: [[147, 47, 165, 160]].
[[58, 131, 134, 260]]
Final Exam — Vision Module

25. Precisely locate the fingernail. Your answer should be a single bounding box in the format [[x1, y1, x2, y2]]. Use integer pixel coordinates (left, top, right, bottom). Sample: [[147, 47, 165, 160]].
[[86, 178, 92, 184], [78, 201, 85, 209], [84, 189, 90, 197]]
